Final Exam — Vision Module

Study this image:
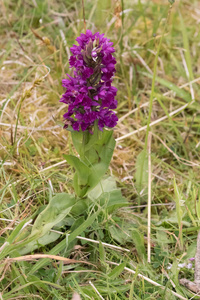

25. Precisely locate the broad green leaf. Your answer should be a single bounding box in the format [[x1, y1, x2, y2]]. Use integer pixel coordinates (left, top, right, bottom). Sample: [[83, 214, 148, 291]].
[[87, 132, 115, 189], [70, 216, 85, 232], [83, 147, 99, 165], [29, 207, 101, 274], [19, 193, 76, 255], [109, 226, 128, 244], [84, 125, 101, 151], [85, 129, 115, 167], [71, 130, 85, 156], [183, 241, 197, 260], [71, 126, 113, 163], [88, 162, 108, 188], [98, 190, 128, 213], [88, 176, 117, 200], [70, 198, 89, 216], [67, 209, 100, 243], [20, 231, 60, 255], [108, 262, 126, 279], [73, 173, 89, 197], [88, 177, 128, 213], [31, 193, 75, 236], [71, 124, 99, 157], [94, 129, 115, 156], [156, 230, 169, 245]]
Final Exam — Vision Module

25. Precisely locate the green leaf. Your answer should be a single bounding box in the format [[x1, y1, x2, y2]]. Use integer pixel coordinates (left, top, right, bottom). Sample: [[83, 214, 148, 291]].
[[88, 176, 117, 199], [99, 190, 128, 213], [19, 193, 76, 255], [64, 154, 91, 196], [28, 207, 102, 275], [70, 199, 89, 216], [183, 242, 197, 260], [142, 72, 192, 102], [73, 173, 89, 197], [85, 129, 115, 168], [109, 226, 128, 244], [88, 177, 128, 213], [31, 193, 75, 236], [70, 216, 85, 232], [71, 130, 85, 156], [108, 262, 126, 279], [71, 124, 99, 157], [156, 230, 169, 245], [20, 231, 60, 255], [7, 218, 31, 244], [63, 155, 90, 186], [155, 76, 192, 102], [132, 229, 147, 261], [87, 132, 115, 189]]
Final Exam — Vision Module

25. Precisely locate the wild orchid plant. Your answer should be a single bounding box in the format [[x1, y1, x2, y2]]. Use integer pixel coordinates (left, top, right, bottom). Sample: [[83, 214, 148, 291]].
[[60, 30, 119, 198], [17, 31, 126, 255]]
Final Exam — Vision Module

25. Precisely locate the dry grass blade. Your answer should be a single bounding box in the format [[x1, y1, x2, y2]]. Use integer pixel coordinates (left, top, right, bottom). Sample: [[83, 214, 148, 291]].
[[4, 254, 95, 266], [116, 99, 195, 141]]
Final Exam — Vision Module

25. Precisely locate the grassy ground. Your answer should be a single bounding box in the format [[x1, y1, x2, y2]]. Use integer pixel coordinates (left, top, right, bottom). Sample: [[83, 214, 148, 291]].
[[1, 0, 200, 299]]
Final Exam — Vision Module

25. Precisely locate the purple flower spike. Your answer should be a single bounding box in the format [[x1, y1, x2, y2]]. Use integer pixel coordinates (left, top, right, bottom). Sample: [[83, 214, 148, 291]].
[[60, 30, 118, 132]]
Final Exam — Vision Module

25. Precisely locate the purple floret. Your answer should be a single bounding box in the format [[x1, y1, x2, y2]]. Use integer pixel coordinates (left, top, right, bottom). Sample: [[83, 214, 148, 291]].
[[60, 30, 118, 132]]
